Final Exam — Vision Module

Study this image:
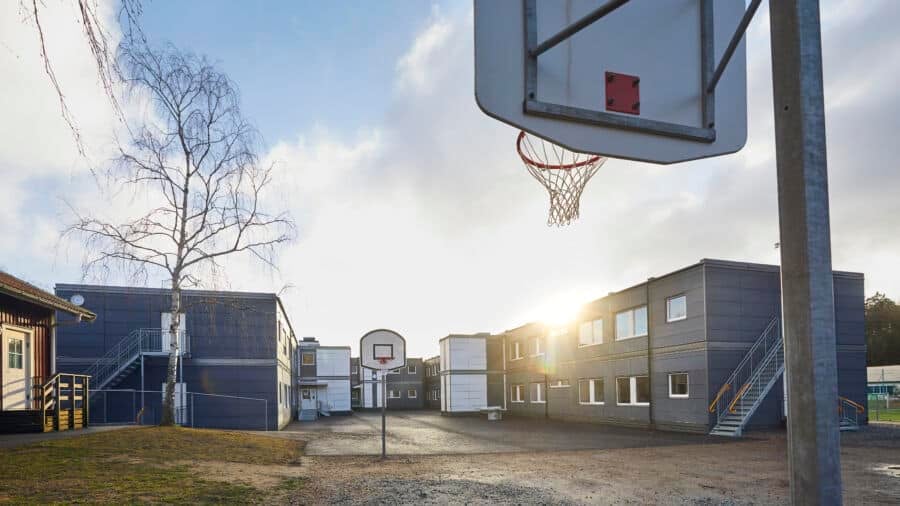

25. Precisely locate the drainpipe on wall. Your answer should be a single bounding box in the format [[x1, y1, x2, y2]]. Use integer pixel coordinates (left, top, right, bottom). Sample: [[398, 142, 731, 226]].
[[647, 277, 655, 429]]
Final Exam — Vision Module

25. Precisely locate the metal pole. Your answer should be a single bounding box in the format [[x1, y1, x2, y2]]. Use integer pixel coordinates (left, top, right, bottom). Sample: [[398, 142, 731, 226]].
[[191, 393, 194, 428], [141, 354, 145, 413], [265, 400, 268, 432], [769, 1, 841, 504], [381, 370, 387, 459], [529, 0, 630, 56], [706, 0, 763, 94]]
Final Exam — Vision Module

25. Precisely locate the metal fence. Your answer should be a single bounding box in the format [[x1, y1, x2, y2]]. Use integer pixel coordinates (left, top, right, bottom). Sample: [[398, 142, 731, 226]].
[[868, 395, 900, 422], [89, 389, 269, 431]]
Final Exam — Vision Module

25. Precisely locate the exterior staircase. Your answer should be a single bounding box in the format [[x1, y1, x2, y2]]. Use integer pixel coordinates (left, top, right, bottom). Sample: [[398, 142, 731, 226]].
[[299, 409, 317, 421], [83, 328, 188, 392], [709, 317, 784, 437]]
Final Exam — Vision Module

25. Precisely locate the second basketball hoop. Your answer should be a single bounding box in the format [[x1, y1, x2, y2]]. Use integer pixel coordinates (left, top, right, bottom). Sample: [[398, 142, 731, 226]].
[[517, 131, 607, 226]]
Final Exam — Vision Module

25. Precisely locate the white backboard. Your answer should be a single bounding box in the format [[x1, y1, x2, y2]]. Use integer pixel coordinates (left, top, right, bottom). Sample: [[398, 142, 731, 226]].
[[474, 0, 748, 164], [360, 329, 406, 371]]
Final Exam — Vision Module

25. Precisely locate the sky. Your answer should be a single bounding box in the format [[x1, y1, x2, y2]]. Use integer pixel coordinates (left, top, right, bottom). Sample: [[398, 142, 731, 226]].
[[2, 0, 900, 359]]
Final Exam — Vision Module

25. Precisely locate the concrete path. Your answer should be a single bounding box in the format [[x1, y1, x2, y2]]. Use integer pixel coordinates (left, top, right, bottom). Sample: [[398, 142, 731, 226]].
[[0, 425, 135, 449]]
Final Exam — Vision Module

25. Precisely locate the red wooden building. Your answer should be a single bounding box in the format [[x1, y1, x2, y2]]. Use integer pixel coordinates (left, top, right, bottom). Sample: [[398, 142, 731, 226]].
[[0, 272, 96, 433]]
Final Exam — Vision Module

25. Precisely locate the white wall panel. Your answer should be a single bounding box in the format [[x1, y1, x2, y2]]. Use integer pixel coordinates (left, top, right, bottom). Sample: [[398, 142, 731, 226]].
[[317, 348, 350, 376], [446, 373, 487, 412], [448, 338, 487, 370]]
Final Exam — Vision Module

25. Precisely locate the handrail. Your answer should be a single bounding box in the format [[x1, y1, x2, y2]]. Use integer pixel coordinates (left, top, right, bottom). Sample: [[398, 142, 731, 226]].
[[839, 396, 865, 413], [710, 316, 783, 431], [84, 328, 189, 390], [728, 383, 751, 414], [708, 383, 731, 413]]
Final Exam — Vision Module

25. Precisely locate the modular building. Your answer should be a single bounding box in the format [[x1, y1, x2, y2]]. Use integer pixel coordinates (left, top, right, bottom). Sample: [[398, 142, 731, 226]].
[[54, 284, 297, 430], [438, 333, 505, 414], [297, 337, 351, 420], [423, 355, 441, 409], [439, 259, 867, 436], [356, 357, 425, 409]]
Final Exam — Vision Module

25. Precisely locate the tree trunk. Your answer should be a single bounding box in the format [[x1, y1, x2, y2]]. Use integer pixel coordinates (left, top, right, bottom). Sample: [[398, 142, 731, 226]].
[[160, 284, 181, 426]]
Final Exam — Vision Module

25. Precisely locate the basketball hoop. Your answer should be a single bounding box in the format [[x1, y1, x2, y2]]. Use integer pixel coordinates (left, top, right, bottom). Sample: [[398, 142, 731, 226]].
[[377, 357, 389, 367], [516, 131, 607, 226]]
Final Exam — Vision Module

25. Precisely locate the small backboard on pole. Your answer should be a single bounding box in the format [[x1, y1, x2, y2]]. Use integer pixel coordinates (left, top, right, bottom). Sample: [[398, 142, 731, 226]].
[[359, 329, 406, 459]]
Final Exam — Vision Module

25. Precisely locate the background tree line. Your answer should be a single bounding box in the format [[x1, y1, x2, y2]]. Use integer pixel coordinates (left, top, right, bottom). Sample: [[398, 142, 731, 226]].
[[866, 292, 900, 366]]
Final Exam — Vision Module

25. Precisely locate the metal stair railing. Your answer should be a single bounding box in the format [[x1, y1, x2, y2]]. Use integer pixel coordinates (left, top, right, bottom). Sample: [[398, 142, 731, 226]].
[[838, 396, 864, 429], [83, 328, 189, 391], [708, 317, 782, 429]]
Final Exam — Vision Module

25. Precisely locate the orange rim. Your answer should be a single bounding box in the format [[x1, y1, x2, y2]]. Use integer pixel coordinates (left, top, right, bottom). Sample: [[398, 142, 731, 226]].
[[516, 131, 603, 170]]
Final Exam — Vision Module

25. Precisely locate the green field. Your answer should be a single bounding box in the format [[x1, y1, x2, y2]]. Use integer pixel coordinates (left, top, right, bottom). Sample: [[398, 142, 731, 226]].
[[867, 399, 900, 422], [0, 427, 305, 505]]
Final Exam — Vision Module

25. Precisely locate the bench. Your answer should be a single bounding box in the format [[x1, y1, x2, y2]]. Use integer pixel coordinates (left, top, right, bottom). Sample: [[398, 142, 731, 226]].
[[479, 406, 503, 421]]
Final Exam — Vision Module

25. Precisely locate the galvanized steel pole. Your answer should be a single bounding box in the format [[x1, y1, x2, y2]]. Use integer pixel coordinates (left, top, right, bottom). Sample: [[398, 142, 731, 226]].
[[769, 0, 842, 503], [381, 370, 387, 458]]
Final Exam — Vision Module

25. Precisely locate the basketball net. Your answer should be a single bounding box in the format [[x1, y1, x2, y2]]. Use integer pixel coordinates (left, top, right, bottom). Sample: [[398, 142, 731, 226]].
[[516, 131, 607, 226]]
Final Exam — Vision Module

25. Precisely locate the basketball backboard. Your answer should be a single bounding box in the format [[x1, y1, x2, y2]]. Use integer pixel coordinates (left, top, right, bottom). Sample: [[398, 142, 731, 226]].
[[474, 0, 748, 164], [360, 329, 406, 371]]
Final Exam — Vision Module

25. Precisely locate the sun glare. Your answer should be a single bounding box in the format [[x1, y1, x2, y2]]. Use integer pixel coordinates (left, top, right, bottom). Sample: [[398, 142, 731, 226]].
[[538, 294, 583, 327]]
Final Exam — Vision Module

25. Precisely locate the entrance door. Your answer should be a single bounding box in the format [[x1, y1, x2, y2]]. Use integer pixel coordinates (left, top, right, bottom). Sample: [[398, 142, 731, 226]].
[[2, 327, 32, 410], [300, 388, 317, 411]]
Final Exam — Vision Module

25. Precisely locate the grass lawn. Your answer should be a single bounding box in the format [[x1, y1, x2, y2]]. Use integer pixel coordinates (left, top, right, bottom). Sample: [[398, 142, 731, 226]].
[[869, 408, 900, 422], [0, 427, 306, 505]]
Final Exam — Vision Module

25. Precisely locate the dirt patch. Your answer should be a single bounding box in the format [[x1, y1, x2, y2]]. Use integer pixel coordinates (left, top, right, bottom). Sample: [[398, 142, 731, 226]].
[[175, 460, 306, 489], [284, 426, 900, 505]]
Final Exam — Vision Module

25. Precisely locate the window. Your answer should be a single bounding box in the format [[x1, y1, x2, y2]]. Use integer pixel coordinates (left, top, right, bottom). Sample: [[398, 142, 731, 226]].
[[617, 376, 650, 406], [669, 373, 689, 398], [616, 306, 648, 340], [434, 389, 440, 400], [407, 389, 417, 398], [511, 384, 525, 403], [549, 378, 570, 388], [301, 388, 310, 400], [301, 352, 315, 365], [511, 341, 523, 360], [389, 389, 401, 399], [407, 365, 417, 375], [532, 337, 544, 356], [7, 337, 23, 369], [278, 383, 282, 404], [531, 382, 545, 403], [578, 319, 603, 346], [578, 378, 605, 404], [667, 295, 687, 322]]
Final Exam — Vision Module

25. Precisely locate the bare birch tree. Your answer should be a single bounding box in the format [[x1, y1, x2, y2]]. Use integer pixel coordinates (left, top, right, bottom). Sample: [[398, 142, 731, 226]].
[[67, 44, 295, 425]]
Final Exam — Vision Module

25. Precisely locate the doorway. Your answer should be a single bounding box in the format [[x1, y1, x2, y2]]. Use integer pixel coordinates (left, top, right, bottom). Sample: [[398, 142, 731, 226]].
[[2, 326, 33, 411]]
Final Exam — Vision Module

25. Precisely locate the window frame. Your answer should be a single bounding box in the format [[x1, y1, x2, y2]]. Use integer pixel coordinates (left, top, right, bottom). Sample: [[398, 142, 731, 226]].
[[388, 389, 401, 399], [532, 336, 544, 357], [7, 337, 23, 370], [530, 382, 546, 403], [301, 352, 316, 366], [666, 295, 687, 323], [407, 389, 417, 399], [668, 372, 689, 398], [616, 375, 651, 406], [615, 306, 648, 341], [511, 384, 525, 403], [407, 365, 417, 375], [578, 378, 605, 405], [549, 378, 571, 389], [510, 340, 523, 361], [578, 319, 604, 347]]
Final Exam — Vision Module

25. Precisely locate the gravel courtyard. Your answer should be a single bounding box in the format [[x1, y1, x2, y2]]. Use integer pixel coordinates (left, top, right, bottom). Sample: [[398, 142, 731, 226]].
[[268, 411, 900, 504]]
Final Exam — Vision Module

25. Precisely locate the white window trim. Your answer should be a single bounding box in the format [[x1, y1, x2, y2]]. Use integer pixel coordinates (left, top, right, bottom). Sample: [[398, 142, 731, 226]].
[[531, 383, 546, 404], [578, 319, 604, 347], [511, 384, 526, 403], [531, 337, 544, 357], [407, 365, 417, 375], [389, 389, 401, 399], [616, 376, 651, 406], [510, 341, 523, 361], [666, 295, 688, 323], [668, 373, 690, 398], [407, 389, 417, 399], [578, 378, 605, 405], [615, 306, 649, 341], [549, 379, 571, 389]]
